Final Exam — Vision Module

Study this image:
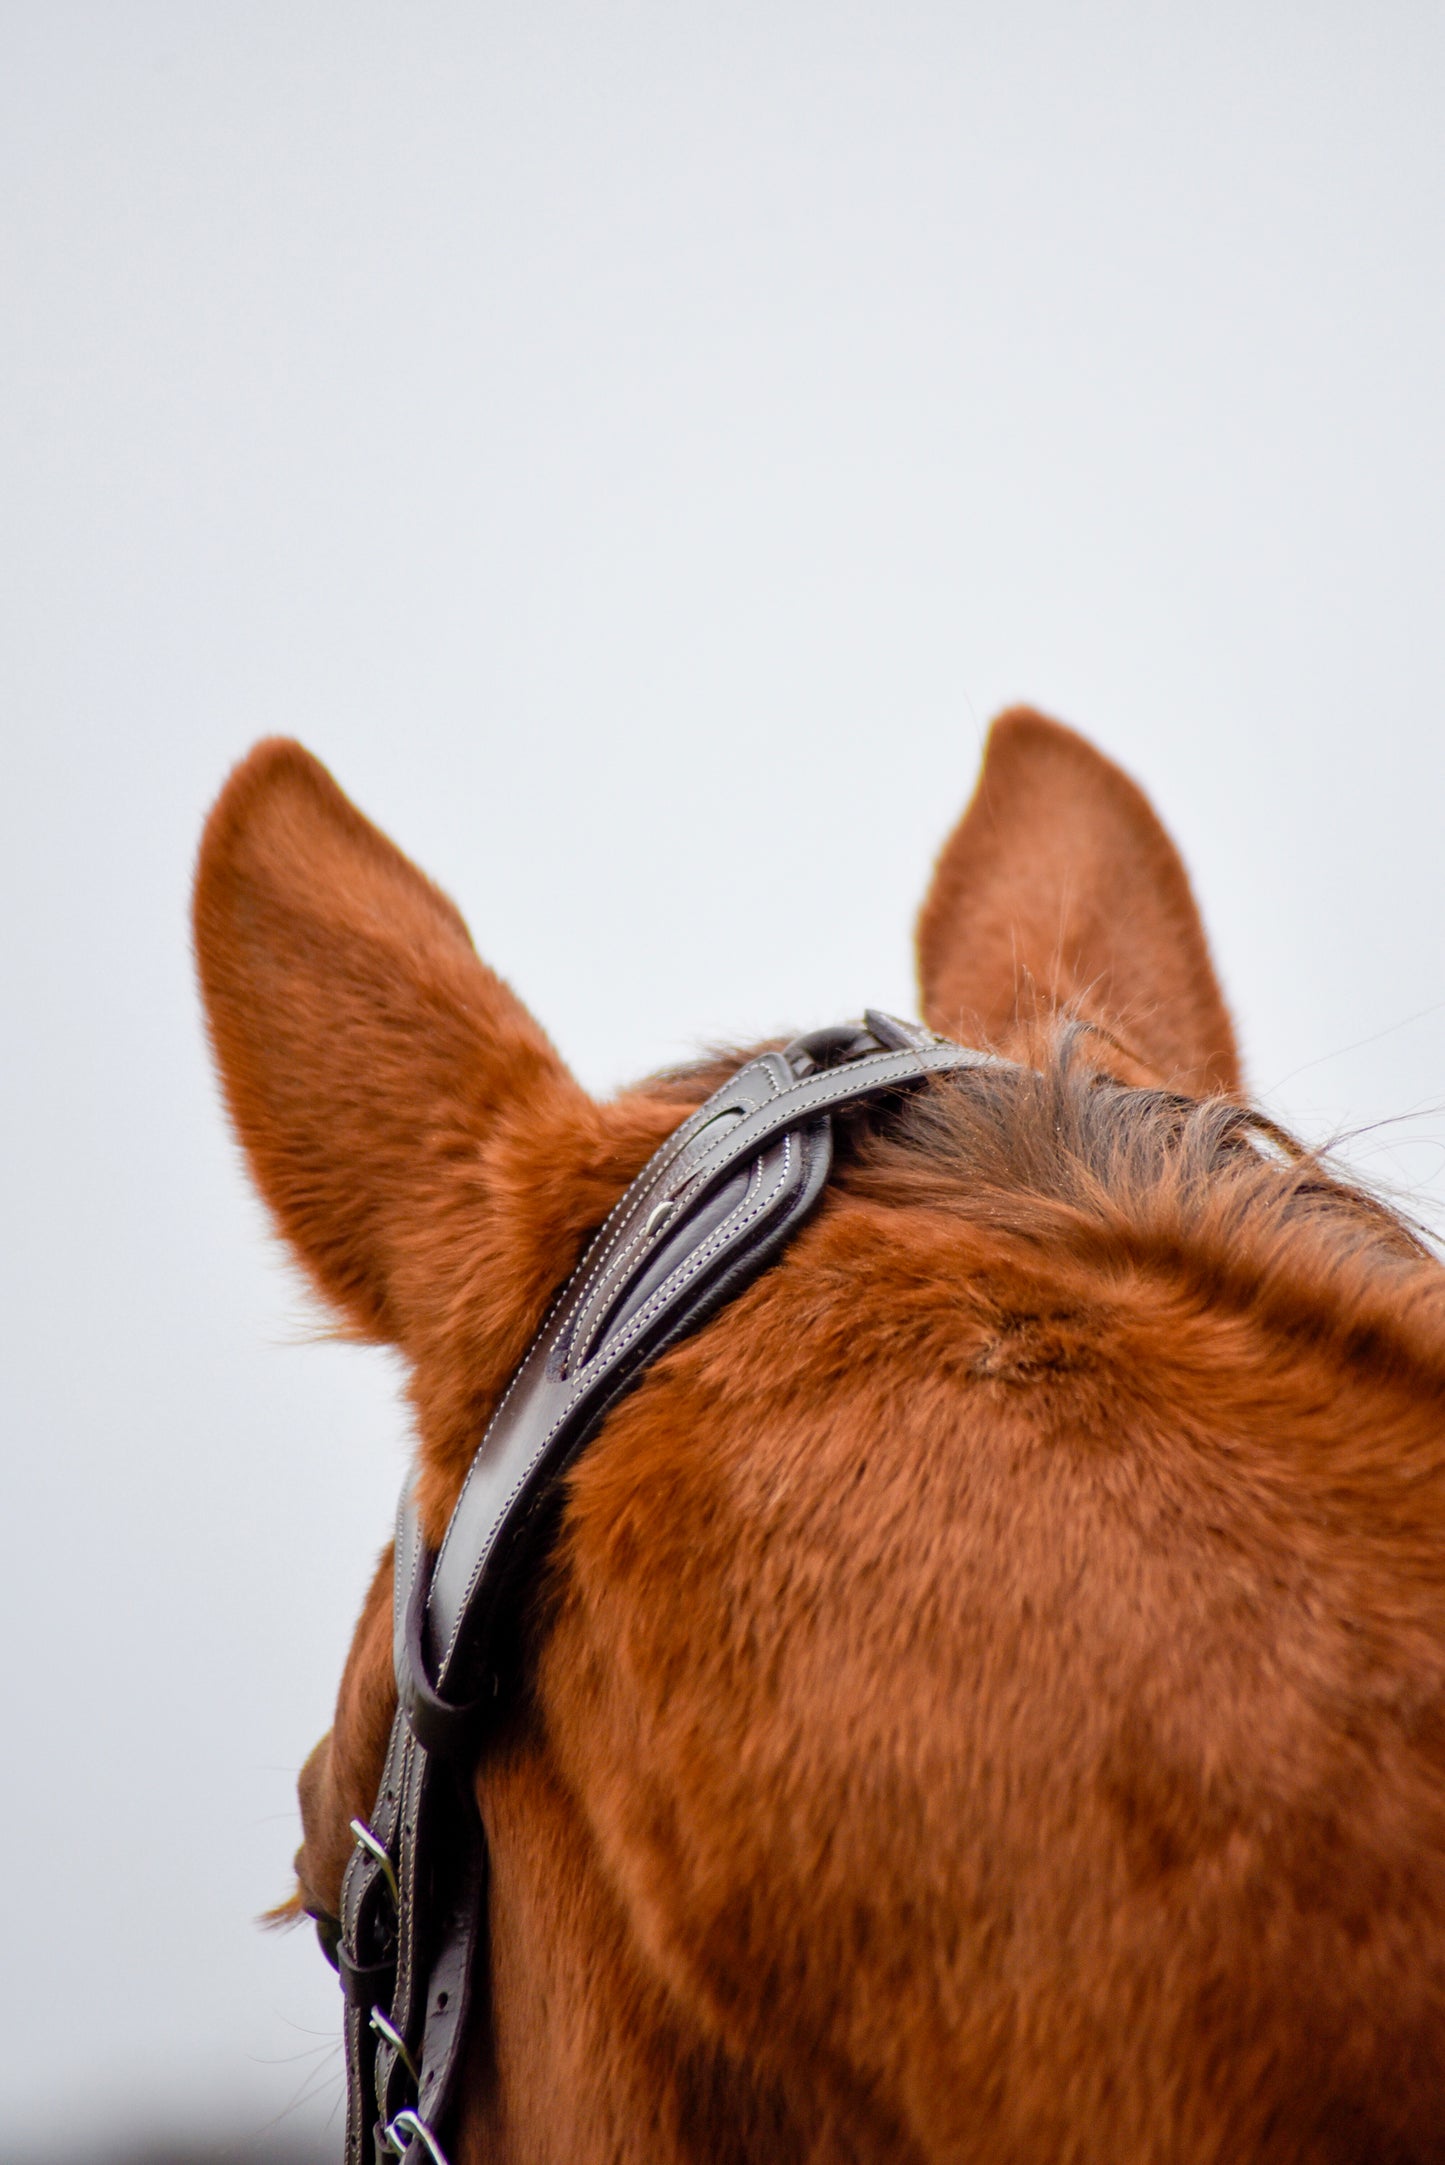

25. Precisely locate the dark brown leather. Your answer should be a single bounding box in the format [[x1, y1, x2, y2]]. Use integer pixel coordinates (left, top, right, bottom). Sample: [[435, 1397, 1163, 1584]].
[[336, 1016, 1002, 2164]]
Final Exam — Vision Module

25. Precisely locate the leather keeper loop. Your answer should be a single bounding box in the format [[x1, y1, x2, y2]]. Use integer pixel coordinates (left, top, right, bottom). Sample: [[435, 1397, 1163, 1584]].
[[398, 1547, 487, 1762], [339, 1946, 396, 2009]]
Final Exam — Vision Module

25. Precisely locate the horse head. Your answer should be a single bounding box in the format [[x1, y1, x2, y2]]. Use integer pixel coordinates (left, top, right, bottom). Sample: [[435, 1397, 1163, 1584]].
[[194, 713, 1445, 2163]]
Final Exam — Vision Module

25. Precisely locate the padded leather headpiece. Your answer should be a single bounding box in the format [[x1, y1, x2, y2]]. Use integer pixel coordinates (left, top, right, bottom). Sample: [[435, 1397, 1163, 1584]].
[[333, 1013, 1000, 2165]]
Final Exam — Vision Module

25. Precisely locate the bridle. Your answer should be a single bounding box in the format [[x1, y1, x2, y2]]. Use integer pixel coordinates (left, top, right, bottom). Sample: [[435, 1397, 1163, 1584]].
[[327, 1012, 1000, 2163], [320, 1011, 1000, 2165]]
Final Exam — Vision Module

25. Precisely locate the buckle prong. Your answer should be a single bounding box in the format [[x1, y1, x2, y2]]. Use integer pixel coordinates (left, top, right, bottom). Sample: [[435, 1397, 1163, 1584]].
[[369, 2004, 419, 2086], [385, 2108, 450, 2165], [349, 1817, 400, 1907]]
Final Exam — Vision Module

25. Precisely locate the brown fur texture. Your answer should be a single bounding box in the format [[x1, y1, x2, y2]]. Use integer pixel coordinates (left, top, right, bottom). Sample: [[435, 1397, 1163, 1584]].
[[917, 710, 1242, 1096], [195, 714, 1445, 2162]]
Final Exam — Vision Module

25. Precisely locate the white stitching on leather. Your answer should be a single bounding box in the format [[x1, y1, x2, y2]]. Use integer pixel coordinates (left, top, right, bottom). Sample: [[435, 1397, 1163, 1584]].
[[436, 1127, 798, 1672], [431, 1044, 988, 1674], [553, 1066, 783, 1361], [431, 1061, 786, 1607], [564, 1097, 779, 1372]]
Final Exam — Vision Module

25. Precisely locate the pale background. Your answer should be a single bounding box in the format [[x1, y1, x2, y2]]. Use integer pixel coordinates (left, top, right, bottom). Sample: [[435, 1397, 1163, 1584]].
[[4, 4, 1443, 2155]]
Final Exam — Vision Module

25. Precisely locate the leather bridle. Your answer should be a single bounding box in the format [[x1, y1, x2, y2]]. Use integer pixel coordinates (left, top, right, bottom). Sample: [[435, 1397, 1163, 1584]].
[[319, 1012, 999, 2165]]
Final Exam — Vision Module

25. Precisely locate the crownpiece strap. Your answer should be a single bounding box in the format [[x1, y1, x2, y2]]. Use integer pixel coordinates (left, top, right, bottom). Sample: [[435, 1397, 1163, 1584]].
[[339, 1015, 997, 2164]]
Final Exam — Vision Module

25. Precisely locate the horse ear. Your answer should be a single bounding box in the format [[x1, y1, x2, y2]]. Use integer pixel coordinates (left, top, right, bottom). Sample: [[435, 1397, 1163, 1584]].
[[193, 739, 587, 1345], [916, 709, 1242, 1096]]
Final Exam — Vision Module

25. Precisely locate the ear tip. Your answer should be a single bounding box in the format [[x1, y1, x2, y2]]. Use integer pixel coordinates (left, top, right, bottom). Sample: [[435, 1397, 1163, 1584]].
[[986, 705, 1120, 779], [983, 708, 1169, 836], [201, 737, 337, 843], [988, 704, 1070, 744], [194, 738, 345, 908]]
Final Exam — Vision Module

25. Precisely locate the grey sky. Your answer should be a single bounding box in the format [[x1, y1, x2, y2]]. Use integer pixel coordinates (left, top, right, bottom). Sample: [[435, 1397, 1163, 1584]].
[[4, 4, 1443, 2151]]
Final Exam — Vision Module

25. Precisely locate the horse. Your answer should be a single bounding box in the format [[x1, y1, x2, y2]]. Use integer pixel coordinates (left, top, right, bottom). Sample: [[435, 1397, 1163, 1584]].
[[193, 711, 1445, 2164]]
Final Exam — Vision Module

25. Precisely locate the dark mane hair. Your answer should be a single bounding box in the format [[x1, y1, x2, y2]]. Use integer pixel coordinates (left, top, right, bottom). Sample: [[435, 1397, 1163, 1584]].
[[650, 1023, 1445, 1390], [858, 1025, 1445, 1391]]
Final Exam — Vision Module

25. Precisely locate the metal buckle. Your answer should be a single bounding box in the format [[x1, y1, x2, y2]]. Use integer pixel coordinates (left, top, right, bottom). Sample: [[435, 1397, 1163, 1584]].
[[384, 2107, 451, 2165], [349, 1815, 400, 1907], [369, 2005, 419, 2086]]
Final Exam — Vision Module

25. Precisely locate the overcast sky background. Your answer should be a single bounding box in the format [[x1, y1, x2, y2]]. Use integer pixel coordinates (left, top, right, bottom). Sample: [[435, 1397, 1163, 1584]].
[[4, 5, 1444, 2155]]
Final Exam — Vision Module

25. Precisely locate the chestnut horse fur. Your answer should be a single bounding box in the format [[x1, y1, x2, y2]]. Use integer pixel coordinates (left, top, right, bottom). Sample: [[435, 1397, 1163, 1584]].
[[194, 712, 1445, 2164]]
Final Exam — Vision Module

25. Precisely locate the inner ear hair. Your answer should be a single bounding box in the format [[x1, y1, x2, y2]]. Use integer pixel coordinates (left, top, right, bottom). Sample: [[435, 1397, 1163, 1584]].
[[192, 737, 580, 1341]]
